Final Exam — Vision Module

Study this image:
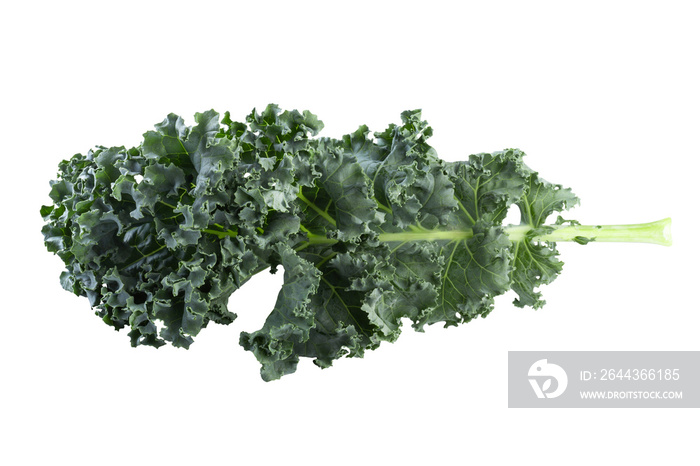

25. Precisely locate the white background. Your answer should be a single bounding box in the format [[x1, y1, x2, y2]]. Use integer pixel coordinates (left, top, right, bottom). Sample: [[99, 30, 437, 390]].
[[1, 1, 698, 464]]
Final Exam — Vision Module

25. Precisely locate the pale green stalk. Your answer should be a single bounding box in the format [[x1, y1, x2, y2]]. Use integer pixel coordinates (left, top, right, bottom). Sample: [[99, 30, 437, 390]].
[[298, 218, 672, 247]]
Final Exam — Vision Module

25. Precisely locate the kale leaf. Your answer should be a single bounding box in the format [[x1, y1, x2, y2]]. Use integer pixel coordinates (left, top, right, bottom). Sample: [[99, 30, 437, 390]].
[[41, 105, 671, 380]]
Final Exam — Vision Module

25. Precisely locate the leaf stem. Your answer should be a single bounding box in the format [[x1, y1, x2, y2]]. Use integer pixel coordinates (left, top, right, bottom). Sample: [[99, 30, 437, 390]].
[[525, 218, 672, 246], [297, 188, 337, 227], [201, 218, 672, 247], [201, 228, 238, 239], [298, 218, 673, 247], [377, 230, 473, 242]]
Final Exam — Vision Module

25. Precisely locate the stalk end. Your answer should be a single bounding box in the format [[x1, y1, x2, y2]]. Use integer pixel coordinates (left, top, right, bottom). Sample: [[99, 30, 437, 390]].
[[658, 217, 672, 247]]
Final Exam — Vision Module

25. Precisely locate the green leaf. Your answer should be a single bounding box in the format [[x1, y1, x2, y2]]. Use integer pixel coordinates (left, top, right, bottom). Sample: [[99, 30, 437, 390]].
[[448, 149, 530, 225], [299, 139, 383, 241], [240, 243, 321, 381], [509, 171, 580, 308], [43, 105, 665, 381]]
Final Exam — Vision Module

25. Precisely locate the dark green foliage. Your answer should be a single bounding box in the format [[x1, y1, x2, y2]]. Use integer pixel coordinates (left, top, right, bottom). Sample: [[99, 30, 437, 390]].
[[42, 105, 580, 380]]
